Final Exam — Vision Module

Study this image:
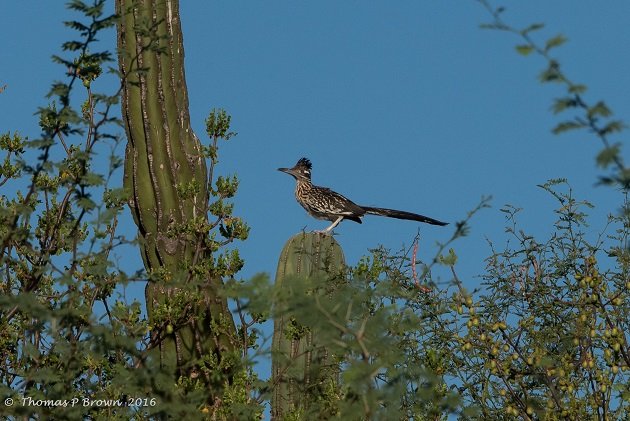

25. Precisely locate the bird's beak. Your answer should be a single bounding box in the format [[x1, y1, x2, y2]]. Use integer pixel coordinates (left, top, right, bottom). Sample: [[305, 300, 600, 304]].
[[277, 167, 294, 176]]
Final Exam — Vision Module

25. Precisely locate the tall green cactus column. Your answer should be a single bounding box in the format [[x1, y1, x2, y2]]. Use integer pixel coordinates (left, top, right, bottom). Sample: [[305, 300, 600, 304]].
[[116, 0, 236, 392], [272, 233, 346, 419]]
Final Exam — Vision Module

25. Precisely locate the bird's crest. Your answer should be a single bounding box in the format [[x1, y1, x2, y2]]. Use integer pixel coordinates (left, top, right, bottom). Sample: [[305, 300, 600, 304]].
[[296, 157, 312, 170]]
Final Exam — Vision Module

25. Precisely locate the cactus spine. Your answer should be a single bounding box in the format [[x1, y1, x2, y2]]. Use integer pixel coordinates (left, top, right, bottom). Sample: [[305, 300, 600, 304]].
[[272, 233, 346, 419]]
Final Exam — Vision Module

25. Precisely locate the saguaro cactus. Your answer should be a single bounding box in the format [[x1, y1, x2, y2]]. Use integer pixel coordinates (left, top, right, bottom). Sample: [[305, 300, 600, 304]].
[[116, 0, 236, 392], [272, 233, 346, 419]]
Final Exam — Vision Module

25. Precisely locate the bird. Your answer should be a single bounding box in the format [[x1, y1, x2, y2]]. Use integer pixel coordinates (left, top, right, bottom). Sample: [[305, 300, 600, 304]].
[[278, 157, 448, 234]]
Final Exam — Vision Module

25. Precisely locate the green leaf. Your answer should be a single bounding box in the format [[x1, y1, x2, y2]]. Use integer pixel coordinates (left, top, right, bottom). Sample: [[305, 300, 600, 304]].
[[587, 101, 612, 119], [479, 23, 508, 31], [439, 248, 458, 266], [552, 97, 579, 114], [595, 145, 621, 168], [515, 44, 534, 56], [521, 22, 545, 35], [601, 120, 626, 135], [568, 84, 587, 94], [64, 20, 89, 32], [62, 41, 84, 52], [545, 34, 567, 52], [539, 61, 562, 83], [619, 168, 630, 189], [552, 120, 585, 135], [81, 171, 105, 187], [77, 196, 96, 211], [66, 0, 89, 13]]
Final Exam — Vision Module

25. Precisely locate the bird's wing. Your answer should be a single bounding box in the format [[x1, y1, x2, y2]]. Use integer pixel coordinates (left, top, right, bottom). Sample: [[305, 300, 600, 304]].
[[312, 186, 366, 216]]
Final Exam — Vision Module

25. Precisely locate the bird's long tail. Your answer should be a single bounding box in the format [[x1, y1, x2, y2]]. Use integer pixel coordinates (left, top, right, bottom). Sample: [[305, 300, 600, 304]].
[[361, 206, 448, 226]]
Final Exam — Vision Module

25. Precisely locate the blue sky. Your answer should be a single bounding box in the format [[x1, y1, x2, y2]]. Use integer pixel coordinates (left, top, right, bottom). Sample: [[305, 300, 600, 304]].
[[2, 0, 629, 406]]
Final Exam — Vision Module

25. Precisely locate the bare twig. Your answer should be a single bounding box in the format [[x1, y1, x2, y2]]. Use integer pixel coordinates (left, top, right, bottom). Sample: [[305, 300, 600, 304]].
[[411, 237, 431, 293]]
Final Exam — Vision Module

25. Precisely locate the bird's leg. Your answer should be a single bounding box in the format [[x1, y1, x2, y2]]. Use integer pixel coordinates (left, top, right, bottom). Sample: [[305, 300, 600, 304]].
[[315, 216, 343, 235]]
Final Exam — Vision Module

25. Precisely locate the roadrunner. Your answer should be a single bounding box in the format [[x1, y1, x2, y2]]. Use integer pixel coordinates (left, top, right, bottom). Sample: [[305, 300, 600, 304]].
[[278, 157, 448, 233]]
